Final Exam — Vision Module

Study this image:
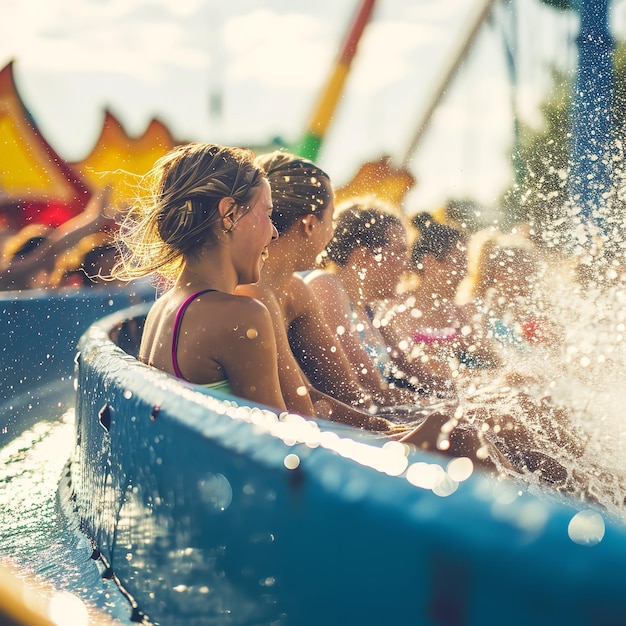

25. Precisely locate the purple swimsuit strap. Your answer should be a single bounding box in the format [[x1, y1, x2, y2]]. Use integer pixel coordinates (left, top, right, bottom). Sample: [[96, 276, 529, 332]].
[[412, 328, 459, 345], [171, 289, 217, 380]]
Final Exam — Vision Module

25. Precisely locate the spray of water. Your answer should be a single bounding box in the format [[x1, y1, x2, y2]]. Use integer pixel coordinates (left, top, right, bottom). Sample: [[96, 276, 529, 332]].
[[385, 152, 626, 521]]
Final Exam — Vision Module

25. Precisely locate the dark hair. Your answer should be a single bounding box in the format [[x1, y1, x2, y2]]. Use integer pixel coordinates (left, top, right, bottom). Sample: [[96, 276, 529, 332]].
[[254, 151, 332, 234], [410, 212, 465, 269], [325, 199, 404, 267]]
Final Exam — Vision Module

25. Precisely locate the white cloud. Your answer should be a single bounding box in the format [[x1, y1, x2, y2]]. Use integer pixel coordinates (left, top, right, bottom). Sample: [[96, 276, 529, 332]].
[[2, 0, 209, 80], [223, 9, 333, 88], [348, 20, 440, 94], [401, 0, 473, 23]]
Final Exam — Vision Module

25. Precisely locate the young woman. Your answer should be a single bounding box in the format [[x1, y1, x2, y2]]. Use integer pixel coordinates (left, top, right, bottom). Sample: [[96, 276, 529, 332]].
[[305, 198, 423, 401], [375, 212, 487, 395], [112, 143, 286, 410], [462, 231, 551, 360], [235, 151, 393, 430]]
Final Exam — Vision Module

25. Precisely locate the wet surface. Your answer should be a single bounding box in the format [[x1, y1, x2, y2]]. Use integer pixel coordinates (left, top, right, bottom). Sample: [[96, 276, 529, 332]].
[[0, 389, 135, 625]]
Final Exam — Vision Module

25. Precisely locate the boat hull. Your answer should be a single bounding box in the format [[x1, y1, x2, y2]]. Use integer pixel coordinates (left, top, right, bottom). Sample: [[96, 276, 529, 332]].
[[69, 304, 626, 626]]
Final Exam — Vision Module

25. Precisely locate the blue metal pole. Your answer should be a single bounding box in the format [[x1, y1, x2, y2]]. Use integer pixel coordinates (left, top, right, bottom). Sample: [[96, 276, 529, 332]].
[[569, 0, 614, 230]]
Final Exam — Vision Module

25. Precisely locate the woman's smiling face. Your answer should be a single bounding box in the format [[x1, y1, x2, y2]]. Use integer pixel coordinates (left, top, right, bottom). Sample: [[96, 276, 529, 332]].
[[231, 178, 277, 285]]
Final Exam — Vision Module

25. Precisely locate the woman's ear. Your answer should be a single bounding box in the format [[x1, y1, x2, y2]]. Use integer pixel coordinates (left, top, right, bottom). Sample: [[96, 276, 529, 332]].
[[218, 197, 236, 231], [218, 197, 235, 218], [301, 214, 316, 237]]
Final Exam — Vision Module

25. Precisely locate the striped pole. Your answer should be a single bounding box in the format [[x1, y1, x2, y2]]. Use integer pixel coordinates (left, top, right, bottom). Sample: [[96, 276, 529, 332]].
[[296, 0, 376, 161]]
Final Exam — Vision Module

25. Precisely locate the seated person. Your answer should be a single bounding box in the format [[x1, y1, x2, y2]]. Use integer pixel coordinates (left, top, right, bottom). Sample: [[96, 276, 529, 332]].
[[305, 198, 426, 402], [375, 212, 499, 393], [460, 230, 553, 360], [235, 151, 395, 429], [50, 232, 121, 288], [1, 223, 52, 289], [111, 143, 286, 410]]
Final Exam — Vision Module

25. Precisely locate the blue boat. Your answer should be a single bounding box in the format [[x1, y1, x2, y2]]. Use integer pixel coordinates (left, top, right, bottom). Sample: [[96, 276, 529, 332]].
[[64, 300, 626, 624]]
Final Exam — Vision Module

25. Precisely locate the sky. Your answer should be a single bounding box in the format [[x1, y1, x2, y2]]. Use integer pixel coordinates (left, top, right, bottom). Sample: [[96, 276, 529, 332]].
[[2, 0, 625, 216]]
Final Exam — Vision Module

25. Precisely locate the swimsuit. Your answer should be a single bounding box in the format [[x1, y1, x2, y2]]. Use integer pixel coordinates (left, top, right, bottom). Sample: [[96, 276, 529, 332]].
[[412, 327, 459, 345], [351, 302, 394, 379], [171, 289, 233, 393], [354, 302, 421, 391]]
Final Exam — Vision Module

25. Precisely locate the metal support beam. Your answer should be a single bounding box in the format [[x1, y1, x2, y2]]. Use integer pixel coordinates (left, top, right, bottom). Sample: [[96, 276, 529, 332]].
[[569, 0, 614, 231]]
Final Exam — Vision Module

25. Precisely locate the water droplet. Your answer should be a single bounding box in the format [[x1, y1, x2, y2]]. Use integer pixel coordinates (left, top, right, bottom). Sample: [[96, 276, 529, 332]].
[[284, 453, 300, 469], [568, 510, 605, 546], [48, 591, 89, 626], [198, 473, 233, 511], [406, 462, 445, 490], [447, 457, 474, 482]]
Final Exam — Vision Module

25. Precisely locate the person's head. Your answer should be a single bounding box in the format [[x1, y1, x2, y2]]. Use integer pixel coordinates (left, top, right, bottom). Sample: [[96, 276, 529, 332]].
[[114, 143, 272, 284], [255, 151, 334, 268], [475, 240, 539, 300], [409, 212, 467, 293], [325, 198, 407, 299]]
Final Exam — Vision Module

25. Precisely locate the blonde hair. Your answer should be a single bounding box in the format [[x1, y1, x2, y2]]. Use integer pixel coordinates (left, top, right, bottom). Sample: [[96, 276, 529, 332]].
[[467, 231, 537, 300], [112, 143, 265, 283]]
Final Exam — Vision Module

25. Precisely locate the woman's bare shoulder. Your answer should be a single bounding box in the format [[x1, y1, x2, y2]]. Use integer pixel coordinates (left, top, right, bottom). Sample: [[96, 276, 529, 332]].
[[303, 271, 344, 301], [285, 272, 319, 309], [211, 291, 271, 319], [304, 269, 340, 288]]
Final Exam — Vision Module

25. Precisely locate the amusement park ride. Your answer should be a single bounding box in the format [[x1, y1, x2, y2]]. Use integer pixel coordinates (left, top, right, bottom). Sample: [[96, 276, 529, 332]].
[[0, 1, 625, 625]]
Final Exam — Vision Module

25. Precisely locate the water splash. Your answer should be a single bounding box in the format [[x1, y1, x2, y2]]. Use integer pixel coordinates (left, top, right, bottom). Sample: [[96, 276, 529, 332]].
[[380, 198, 626, 521]]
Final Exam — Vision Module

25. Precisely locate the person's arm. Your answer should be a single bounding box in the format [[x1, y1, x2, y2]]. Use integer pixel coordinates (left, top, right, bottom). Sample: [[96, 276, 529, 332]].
[[307, 385, 391, 432], [40, 186, 116, 269], [276, 318, 391, 430], [288, 275, 374, 405], [237, 283, 317, 416], [0, 187, 114, 290], [304, 272, 413, 405], [219, 297, 287, 411]]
